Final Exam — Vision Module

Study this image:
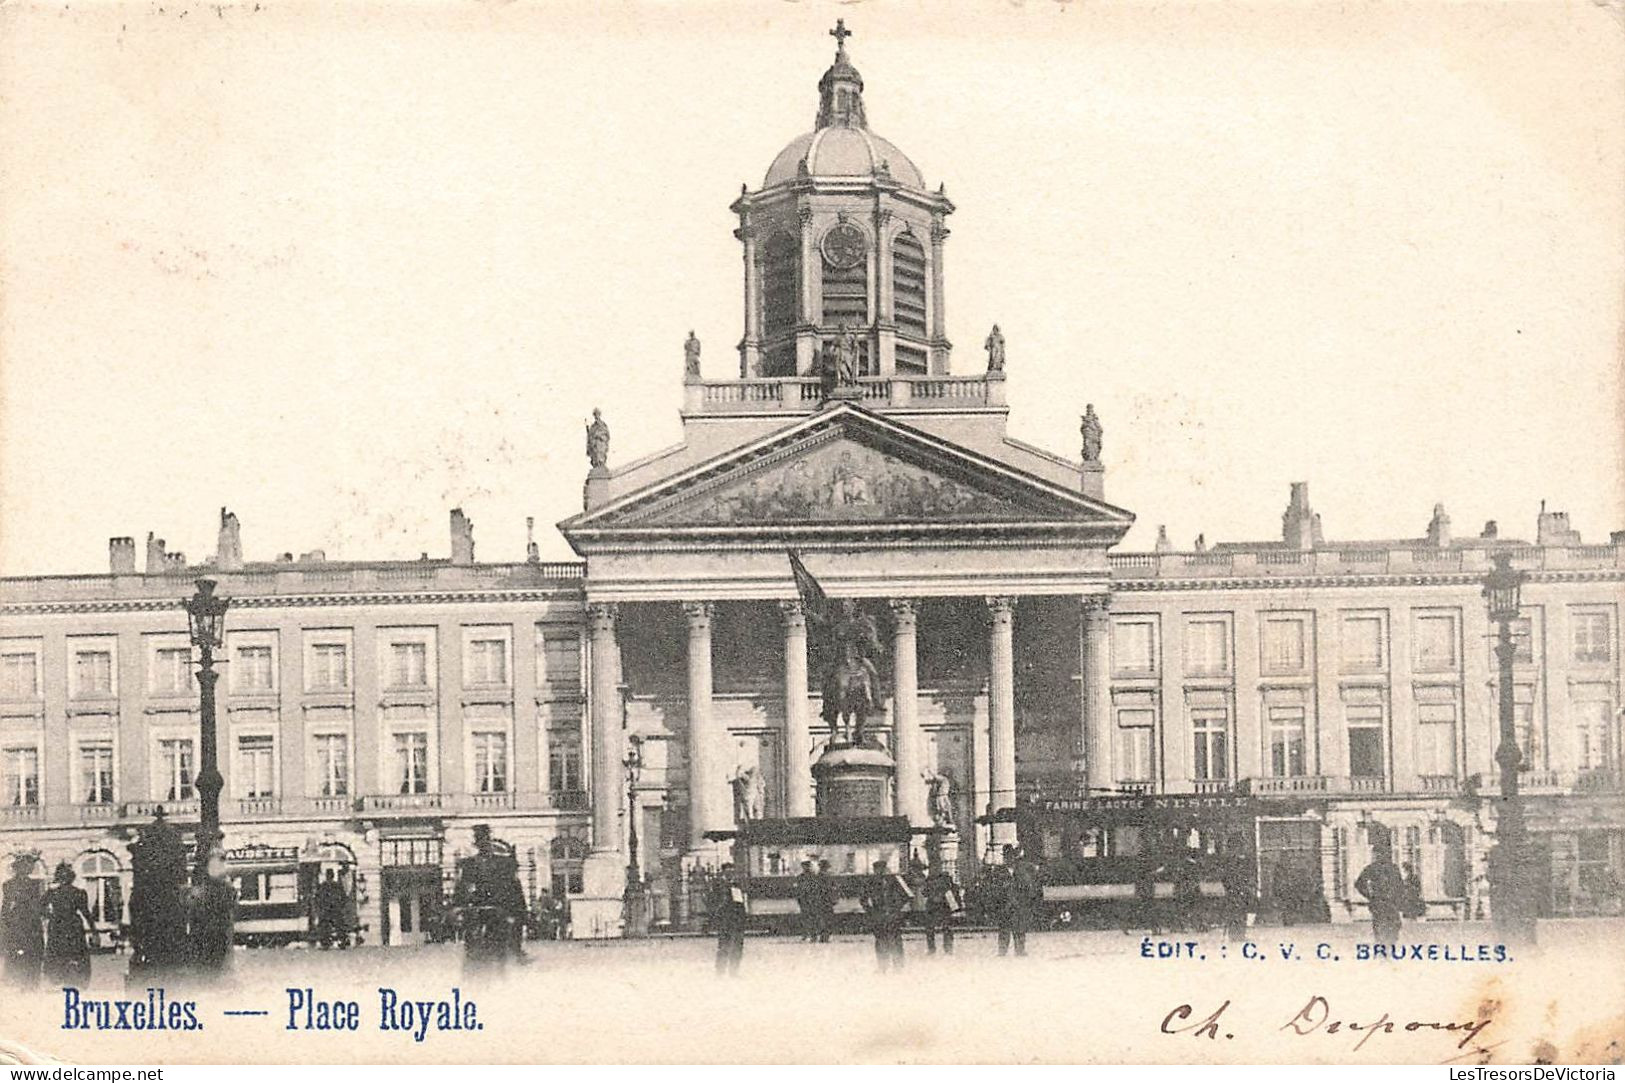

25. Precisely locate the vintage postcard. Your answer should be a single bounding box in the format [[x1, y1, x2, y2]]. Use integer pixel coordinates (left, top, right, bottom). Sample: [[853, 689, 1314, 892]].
[[1, 0, 1622, 1067]]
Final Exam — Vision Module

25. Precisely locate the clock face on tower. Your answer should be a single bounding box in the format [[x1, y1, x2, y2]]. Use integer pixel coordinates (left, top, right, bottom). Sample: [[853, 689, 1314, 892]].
[[821, 223, 867, 270]]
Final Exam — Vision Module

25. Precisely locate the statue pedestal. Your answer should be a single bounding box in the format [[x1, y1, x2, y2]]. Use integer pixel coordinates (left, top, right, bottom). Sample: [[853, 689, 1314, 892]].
[[813, 740, 895, 818], [570, 850, 627, 939]]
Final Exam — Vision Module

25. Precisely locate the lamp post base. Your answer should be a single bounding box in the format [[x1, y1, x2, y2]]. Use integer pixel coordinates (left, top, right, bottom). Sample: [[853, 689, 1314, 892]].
[[1487, 840, 1540, 951]]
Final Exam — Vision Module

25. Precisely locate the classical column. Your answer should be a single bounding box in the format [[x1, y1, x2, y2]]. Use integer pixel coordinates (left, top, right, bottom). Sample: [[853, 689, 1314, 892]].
[[1082, 595, 1113, 794], [736, 223, 761, 377], [987, 596, 1017, 844], [587, 603, 623, 855], [890, 599, 926, 825], [684, 602, 723, 848], [929, 220, 950, 371], [780, 600, 815, 818]]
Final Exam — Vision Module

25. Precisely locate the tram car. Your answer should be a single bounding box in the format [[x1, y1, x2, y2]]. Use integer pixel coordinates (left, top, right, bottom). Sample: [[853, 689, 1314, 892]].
[[705, 817, 919, 933], [226, 841, 361, 947], [989, 794, 1308, 931]]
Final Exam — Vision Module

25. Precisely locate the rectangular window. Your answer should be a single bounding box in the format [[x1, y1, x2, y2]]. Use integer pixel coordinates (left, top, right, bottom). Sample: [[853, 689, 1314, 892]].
[[1573, 611, 1613, 665], [1, 651, 39, 700], [3, 746, 40, 807], [1510, 616, 1535, 664], [1116, 708, 1155, 782], [79, 741, 115, 804], [1417, 701, 1458, 777], [1414, 613, 1459, 672], [1268, 706, 1307, 777], [467, 639, 507, 686], [1346, 704, 1385, 778], [1191, 707, 1230, 781], [309, 643, 350, 691], [314, 734, 349, 797], [1513, 687, 1538, 764], [1261, 617, 1307, 675], [472, 732, 508, 793], [1341, 614, 1385, 672], [235, 735, 276, 799], [394, 732, 429, 794], [1112, 620, 1157, 676], [548, 735, 583, 794], [152, 648, 192, 694], [1574, 698, 1614, 771], [75, 650, 113, 696], [1185, 619, 1230, 677], [234, 646, 274, 692], [390, 643, 429, 688], [541, 634, 581, 689], [158, 738, 195, 802]]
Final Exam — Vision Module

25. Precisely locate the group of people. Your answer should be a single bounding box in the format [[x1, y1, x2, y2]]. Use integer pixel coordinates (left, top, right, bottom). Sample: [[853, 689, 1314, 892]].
[[1, 854, 96, 989], [707, 844, 1049, 975]]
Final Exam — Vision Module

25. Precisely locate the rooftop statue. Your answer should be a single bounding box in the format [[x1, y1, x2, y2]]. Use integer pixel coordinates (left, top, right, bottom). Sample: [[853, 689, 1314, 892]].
[[585, 408, 610, 470]]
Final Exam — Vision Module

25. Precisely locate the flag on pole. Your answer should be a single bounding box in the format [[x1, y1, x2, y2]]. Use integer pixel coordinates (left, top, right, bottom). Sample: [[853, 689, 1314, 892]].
[[787, 549, 829, 616]]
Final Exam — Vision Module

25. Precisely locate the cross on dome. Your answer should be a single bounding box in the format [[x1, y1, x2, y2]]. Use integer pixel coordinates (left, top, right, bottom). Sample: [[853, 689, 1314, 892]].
[[830, 18, 852, 56]]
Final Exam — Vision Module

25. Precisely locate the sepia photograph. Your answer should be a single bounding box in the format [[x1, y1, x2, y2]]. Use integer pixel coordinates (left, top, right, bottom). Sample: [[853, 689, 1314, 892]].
[[0, 0, 1622, 1068]]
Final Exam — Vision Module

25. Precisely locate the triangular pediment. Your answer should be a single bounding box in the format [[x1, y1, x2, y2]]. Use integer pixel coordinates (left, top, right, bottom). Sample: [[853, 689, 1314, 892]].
[[561, 405, 1132, 536]]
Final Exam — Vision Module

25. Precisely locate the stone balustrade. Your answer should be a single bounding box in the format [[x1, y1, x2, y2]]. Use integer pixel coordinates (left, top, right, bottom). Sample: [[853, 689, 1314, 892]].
[[683, 373, 1007, 415], [1107, 545, 1623, 581]]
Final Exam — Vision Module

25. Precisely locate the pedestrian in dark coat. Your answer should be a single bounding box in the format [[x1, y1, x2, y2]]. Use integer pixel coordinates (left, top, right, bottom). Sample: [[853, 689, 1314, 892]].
[[920, 860, 962, 955], [708, 863, 748, 976], [313, 870, 347, 949], [42, 863, 93, 987], [858, 860, 910, 971], [1, 855, 44, 989], [812, 860, 835, 942], [999, 845, 1041, 957], [1355, 842, 1408, 942], [792, 861, 818, 942]]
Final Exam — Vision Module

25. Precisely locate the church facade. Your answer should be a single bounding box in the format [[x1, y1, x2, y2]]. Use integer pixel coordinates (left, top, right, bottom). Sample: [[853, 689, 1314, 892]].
[[2, 28, 1621, 941]]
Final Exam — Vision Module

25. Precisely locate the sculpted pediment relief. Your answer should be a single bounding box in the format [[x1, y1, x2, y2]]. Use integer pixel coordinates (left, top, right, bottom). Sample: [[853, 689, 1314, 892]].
[[624, 431, 1073, 527], [560, 405, 1135, 540]]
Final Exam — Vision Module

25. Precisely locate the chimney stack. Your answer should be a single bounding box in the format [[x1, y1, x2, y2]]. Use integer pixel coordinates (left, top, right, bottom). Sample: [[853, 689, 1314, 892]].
[[450, 508, 476, 566], [1154, 525, 1173, 553], [145, 532, 167, 574], [109, 537, 137, 574], [1536, 506, 1581, 547], [1481, 520, 1499, 540], [526, 517, 540, 564], [1426, 503, 1452, 549], [1281, 482, 1323, 550], [216, 507, 243, 571]]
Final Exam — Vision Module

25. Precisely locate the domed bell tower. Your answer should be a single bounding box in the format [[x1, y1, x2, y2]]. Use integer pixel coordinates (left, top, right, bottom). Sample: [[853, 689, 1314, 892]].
[[732, 21, 954, 382]]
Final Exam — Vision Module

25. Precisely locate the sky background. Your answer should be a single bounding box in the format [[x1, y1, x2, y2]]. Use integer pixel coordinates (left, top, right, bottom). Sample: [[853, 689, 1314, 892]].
[[1, 0, 1621, 575]]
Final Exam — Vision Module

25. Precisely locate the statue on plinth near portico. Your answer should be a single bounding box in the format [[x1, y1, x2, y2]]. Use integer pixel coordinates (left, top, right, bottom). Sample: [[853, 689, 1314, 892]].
[[585, 408, 610, 471], [729, 765, 766, 823], [818, 599, 884, 746], [684, 331, 702, 383], [926, 769, 958, 831], [1081, 403, 1103, 464], [984, 324, 1005, 373]]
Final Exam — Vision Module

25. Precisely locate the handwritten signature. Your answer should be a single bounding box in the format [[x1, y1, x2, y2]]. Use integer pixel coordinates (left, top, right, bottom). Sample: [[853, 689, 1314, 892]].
[[1162, 996, 1495, 1054]]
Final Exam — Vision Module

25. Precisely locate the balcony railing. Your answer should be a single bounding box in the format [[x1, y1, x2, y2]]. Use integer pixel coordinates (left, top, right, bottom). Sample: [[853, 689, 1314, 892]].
[[0, 804, 42, 823], [1108, 544, 1623, 581], [683, 373, 1007, 415], [1418, 774, 1461, 794], [359, 793, 446, 813], [237, 797, 281, 817], [1190, 779, 1235, 795], [544, 790, 589, 811], [122, 799, 199, 818], [1576, 768, 1624, 793], [1245, 775, 1330, 795], [1344, 775, 1390, 794]]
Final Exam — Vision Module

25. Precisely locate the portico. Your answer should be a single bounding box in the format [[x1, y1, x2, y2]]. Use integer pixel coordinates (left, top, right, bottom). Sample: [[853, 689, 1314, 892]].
[[559, 404, 1131, 931]]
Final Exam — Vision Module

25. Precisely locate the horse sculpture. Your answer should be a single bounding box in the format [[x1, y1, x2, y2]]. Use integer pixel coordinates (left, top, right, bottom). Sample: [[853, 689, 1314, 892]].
[[821, 640, 880, 746]]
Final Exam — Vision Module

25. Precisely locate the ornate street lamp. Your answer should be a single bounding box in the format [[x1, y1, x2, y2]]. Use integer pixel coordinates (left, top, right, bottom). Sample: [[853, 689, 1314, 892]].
[[1483, 552, 1536, 949], [622, 733, 646, 937], [183, 578, 234, 970]]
